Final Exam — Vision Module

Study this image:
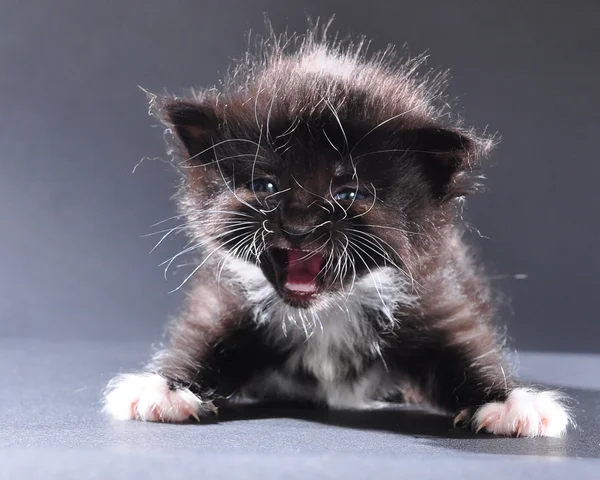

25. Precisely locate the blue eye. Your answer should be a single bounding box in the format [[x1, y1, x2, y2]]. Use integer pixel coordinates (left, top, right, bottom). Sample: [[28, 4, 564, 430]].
[[333, 189, 366, 201], [248, 178, 277, 194]]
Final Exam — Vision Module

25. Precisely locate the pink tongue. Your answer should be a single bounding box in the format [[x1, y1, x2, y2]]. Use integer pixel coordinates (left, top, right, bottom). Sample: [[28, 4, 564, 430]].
[[284, 250, 324, 293]]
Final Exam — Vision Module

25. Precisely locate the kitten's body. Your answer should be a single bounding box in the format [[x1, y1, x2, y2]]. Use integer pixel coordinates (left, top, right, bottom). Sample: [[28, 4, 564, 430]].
[[104, 25, 571, 437]]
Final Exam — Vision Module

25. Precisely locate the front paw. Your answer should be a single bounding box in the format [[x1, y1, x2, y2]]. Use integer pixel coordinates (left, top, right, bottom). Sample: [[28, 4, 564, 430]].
[[103, 373, 215, 422], [459, 388, 572, 437]]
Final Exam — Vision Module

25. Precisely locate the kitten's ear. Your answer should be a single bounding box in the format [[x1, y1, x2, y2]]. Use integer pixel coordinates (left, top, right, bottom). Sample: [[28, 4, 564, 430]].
[[150, 95, 221, 160], [409, 127, 495, 200]]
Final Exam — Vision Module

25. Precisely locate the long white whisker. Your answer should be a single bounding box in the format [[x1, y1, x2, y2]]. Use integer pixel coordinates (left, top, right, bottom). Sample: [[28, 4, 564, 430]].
[[324, 98, 349, 153], [347, 243, 389, 316], [143, 225, 187, 237], [199, 210, 255, 218], [216, 233, 255, 291], [213, 144, 264, 216], [160, 242, 203, 279], [352, 148, 443, 162], [291, 175, 335, 212], [147, 225, 187, 253], [182, 153, 269, 170], [264, 188, 291, 201], [349, 91, 445, 154], [346, 183, 377, 220], [211, 224, 257, 241], [159, 223, 256, 277], [169, 231, 255, 293], [329, 179, 348, 219], [149, 214, 186, 228], [347, 229, 421, 291], [179, 138, 263, 165], [250, 125, 265, 206], [356, 224, 426, 237]]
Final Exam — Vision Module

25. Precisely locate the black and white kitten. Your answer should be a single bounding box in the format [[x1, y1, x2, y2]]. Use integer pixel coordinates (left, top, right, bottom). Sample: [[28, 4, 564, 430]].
[[104, 26, 571, 437]]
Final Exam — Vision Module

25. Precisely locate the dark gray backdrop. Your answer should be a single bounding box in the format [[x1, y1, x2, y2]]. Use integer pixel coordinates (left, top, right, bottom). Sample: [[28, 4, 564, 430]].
[[1, 0, 598, 352]]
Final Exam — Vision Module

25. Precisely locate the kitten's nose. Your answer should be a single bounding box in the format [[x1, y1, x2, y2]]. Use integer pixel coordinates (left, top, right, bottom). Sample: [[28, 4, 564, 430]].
[[280, 201, 328, 246], [281, 224, 314, 241]]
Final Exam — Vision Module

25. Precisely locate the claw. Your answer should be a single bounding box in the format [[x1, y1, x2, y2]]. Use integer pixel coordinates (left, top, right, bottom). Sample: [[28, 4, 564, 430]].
[[190, 410, 201, 423], [453, 409, 470, 428], [517, 417, 529, 437], [475, 421, 488, 434]]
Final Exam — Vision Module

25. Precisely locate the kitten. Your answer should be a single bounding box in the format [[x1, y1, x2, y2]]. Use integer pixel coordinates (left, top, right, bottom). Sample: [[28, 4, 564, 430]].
[[103, 24, 571, 437]]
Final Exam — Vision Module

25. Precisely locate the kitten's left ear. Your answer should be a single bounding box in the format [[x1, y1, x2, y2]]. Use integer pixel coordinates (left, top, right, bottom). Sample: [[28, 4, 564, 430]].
[[148, 93, 222, 161], [409, 127, 495, 201]]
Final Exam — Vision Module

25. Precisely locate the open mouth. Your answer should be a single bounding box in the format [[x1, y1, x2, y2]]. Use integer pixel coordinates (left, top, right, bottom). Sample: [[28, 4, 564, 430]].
[[269, 248, 327, 304]]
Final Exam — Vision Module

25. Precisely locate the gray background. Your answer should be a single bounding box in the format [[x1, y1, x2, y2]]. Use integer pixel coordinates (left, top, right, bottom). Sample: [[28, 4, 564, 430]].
[[1, 0, 598, 353]]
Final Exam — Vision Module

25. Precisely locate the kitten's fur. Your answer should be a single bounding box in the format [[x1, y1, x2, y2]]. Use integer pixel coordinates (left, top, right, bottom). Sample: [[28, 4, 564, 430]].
[[104, 24, 571, 437]]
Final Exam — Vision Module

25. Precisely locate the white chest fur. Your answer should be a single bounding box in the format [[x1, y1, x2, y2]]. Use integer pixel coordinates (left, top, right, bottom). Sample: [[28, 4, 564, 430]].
[[259, 300, 387, 408], [279, 297, 374, 383], [224, 259, 417, 406]]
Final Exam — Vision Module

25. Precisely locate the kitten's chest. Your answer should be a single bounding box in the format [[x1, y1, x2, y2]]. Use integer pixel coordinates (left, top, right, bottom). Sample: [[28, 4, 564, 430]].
[[267, 301, 379, 383]]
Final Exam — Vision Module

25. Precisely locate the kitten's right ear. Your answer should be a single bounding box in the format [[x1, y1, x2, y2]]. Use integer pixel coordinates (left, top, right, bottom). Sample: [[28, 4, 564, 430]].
[[150, 95, 221, 160]]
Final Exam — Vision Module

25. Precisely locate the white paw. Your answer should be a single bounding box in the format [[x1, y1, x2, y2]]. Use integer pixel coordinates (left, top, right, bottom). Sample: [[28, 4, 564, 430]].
[[471, 388, 571, 437], [103, 373, 212, 422]]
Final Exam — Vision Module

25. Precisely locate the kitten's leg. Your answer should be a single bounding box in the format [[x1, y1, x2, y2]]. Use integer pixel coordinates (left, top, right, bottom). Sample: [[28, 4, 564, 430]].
[[392, 320, 572, 437], [103, 281, 277, 422]]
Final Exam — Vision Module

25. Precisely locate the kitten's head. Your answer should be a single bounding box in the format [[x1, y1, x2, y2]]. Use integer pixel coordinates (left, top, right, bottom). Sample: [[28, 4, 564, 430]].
[[152, 29, 493, 308]]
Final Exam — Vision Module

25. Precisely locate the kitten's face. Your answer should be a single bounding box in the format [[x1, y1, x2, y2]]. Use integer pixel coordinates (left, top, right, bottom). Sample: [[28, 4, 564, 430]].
[[160, 103, 478, 308], [191, 122, 419, 307], [154, 46, 489, 308]]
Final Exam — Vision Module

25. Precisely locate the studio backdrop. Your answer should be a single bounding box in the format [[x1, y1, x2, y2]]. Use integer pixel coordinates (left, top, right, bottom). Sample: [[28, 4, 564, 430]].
[[1, 0, 597, 353]]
